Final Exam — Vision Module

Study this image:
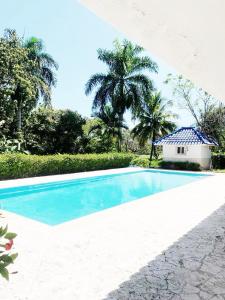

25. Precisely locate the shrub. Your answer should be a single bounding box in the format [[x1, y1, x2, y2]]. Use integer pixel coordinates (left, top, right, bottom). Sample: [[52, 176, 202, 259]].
[[159, 160, 201, 171], [0, 153, 134, 180], [130, 156, 161, 168], [130, 156, 149, 168], [212, 154, 225, 169], [0, 219, 18, 280]]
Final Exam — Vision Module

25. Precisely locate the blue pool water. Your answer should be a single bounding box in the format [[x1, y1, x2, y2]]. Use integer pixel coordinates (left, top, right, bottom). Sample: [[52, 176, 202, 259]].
[[0, 170, 207, 225]]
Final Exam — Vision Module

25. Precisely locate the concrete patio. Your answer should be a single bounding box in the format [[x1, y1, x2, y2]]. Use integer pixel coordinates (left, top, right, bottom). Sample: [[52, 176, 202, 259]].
[[0, 168, 225, 300]]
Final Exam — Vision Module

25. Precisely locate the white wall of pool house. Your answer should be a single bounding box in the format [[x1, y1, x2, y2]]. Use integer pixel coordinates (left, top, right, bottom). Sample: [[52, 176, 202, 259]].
[[162, 144, 212, 169]]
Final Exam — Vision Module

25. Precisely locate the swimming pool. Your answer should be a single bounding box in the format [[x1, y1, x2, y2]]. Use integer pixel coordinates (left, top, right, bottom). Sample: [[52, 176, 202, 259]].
[[0, 170, 207, 225]]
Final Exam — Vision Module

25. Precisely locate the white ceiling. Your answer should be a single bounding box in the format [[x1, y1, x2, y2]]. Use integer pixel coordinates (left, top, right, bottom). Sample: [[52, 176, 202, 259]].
[[81, 0, 225, 102]]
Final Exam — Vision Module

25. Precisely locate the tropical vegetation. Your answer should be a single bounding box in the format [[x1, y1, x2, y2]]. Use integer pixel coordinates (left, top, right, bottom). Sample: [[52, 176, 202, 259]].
[[85, 39, 158, 120], [132, 92, 176, 163], [0, 28, 224, 174]]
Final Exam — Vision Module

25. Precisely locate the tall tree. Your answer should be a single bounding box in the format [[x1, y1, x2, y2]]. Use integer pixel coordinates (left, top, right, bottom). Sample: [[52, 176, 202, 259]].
[[85, 39, 158, 119], [89, 105, 128, 152], [83, 118, 114, 153], [0, 30, 58, 135], [166, 74, 225, 147], [199, 104, 225, 148], [165, 74, 218, 127], [132, 92, 176, 163], [0, 29, 37, 136], [23, 37, 58, 106], [13, 36, 58, 132]]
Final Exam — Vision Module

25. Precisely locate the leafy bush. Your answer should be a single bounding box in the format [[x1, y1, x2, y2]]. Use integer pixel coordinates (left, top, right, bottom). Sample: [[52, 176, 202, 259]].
[[130, 156, 161, 168], [0, 219, 18, 280], [212, 154, 225, 169], [159, 160, 201, 171], [131, 156, 149, 168], [0, 153, 134, 180]]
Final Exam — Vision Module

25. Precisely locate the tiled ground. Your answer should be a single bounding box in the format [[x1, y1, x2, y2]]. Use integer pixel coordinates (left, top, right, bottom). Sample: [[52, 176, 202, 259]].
[[0, 168, 224, 300]]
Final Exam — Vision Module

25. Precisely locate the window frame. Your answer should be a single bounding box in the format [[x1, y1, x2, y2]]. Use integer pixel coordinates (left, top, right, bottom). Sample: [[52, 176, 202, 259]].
[[176, 146, 186, 155]]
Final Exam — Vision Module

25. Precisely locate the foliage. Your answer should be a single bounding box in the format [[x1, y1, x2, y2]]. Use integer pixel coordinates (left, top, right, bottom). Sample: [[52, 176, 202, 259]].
[[120, 129, 151, 154], [159, 161, 201, 171], [24, 107, 86, 154], [0, 136, 28, 154], [90, 106, 128, 152], [0, 153, 134, 180], [132, 92, 177, 161], [165, 74, 215, 125], [0, 219, 18, 280], [0, 29, 58, 134], [130, 156, 161, 168], [0, 29, 37, 134], [54, 110, 86, 154], [85, 39, 157, 118], [82, 118, 114, 153], [212, 154, 225, 169], [199, 105, 225, 149], [24, 36, 58, 106]]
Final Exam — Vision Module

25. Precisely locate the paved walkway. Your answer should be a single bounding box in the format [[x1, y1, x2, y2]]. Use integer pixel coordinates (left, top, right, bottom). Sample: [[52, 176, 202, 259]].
[[0, 168, 225, 300], [106, 203, 225, 300]]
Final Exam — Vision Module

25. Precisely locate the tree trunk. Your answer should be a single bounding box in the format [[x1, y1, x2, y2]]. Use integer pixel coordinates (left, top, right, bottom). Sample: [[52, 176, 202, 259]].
[[17, 100, 22, 133], [149, 143, 154, 166], [117, 113, 123, 152], [149, 133, 155, 166], [117, 138, 121, 152]]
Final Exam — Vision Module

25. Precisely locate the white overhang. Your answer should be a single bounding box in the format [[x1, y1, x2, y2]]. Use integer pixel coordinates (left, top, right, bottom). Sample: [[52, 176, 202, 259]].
[[81, 0, 225, 103]]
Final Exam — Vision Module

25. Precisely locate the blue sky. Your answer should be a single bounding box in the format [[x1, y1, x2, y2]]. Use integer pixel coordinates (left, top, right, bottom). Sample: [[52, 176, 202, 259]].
[[0, 0, 194, 127]]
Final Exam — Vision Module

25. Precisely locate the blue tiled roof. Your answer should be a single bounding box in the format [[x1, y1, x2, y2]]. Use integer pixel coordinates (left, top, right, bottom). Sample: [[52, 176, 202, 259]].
[[154, 127, 218, 146]]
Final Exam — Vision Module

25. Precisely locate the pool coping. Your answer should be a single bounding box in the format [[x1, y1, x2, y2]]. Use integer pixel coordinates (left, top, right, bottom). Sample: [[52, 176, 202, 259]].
[[0, 167, 213, 190]]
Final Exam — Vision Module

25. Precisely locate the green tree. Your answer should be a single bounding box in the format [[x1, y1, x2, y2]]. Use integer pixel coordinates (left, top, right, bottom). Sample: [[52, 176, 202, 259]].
[[199, 104, 225, 149], [0, 29, 37, 136], [85, 39, 157, 119], [55, 110, 86, 153], [24, 107, 59, 154], [23, 37, 58, 106], [132, 92, 176, 163], [0, 29, 58, 135], [83, 118, 114, 153], [25, 107, 86, 154], [90, 106, 128, 152]]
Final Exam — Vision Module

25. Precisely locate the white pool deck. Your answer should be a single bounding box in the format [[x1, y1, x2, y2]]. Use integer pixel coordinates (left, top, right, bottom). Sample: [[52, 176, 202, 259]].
[[0, 167, 225, 300]]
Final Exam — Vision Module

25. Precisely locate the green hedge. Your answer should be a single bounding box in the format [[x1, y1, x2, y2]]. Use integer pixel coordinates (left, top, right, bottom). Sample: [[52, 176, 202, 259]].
[[159, 160, 201, 171], [0, 153, 134, 180], [212, 154, 225, 169]]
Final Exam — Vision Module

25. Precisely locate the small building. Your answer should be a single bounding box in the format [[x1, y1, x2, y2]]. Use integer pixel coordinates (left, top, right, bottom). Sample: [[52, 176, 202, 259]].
[[154, 127, 218, 170]]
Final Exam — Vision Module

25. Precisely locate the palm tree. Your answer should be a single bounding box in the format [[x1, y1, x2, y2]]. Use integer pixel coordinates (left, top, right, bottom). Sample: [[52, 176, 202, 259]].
[[85, 39, 158, 120], [89, 105, 128, 151], [132, 92, 177, 164], [24, 37, 58, 105], [14, 37, 58, 132]]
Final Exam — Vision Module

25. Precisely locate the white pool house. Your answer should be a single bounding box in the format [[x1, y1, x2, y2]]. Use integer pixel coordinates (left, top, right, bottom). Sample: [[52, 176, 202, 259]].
[[154, 127, 218, 169]]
